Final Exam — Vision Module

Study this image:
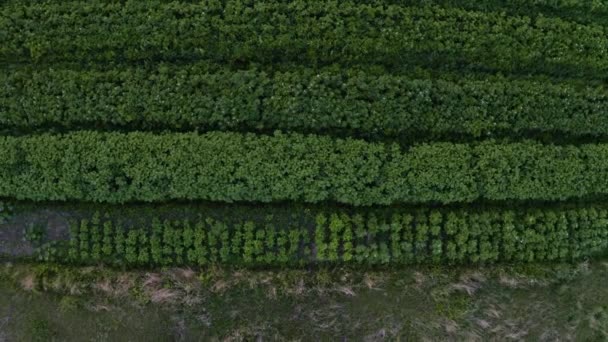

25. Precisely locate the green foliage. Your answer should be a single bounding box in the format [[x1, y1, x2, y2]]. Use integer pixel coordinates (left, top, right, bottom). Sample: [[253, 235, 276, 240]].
[[360, 0, 608, 26], [113, 223, 125, 264], [315, 214, 328, 261], [2, 131, 608, 205], [24, 223, 46, 247], [0, 201, 12, 224], [2, 1, 607, 79], [3, 0, 608, 273], [36, 241, 63, 263], [4, 65, 608, 138], [43, 205, 608, 267], [90, 212, 101, 262], [67, 220, 79, 263], [101, 218, 114, 259], [125, 229, 138, 265], [78, 219, 90, 263]]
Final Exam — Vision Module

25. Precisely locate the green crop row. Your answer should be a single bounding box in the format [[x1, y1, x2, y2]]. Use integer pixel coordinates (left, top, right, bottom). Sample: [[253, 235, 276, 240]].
[[3, 64, 608, 137], [2, 1, 607, 78], [2, 131, 608, 205], [359, 0, 608, 26], [35, 205, 608, 266]]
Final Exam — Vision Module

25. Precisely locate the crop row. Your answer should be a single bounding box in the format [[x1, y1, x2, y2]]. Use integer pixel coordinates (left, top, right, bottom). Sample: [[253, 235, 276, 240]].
[[35, 205, 608, 266], [2, 131, 608, 205], [2, 1, 607, 78], [358, 0, 608, 26], [3, 65, 608, 137]]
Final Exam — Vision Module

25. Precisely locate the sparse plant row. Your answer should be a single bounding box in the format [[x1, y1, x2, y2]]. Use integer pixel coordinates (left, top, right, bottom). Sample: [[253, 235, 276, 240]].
[[35, 205, 608, 266], [2, 1, 608, 78], [3, 65, 608, 138], [2, 131, 608, 205]]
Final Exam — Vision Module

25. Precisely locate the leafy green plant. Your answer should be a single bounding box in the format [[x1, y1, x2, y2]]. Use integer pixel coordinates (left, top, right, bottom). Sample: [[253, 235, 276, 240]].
[[24, 223, 46, 247], [0, 201, 12, 224], [3, 1, 607, 81], [36, 241, 62, 263], [49, 204, 608, 268], [3, 131, 608, 206], [5, 64, 608, 140]]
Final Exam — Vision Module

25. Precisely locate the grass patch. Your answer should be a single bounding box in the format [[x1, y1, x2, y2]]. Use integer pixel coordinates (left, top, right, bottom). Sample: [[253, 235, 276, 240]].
[[0, 261, 607, 339]]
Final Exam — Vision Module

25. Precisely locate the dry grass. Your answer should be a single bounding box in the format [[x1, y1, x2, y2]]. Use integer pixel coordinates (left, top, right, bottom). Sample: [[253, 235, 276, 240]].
[[363, 328, 387, 341], [265, 285, 277, 300], [114, 273, 135, 296], [89, 303, 112, 312], [196, 312, 212, 327], [474, 318, 491, 329], [20, 274, 35, 291], [505, 329, 529, 340], [413, 271, 426, 285], [174, 267, 196, 280], [484, 306, 502, 319], [335, 286, 356, 297], [289, 278, 306, 296], [2, 262, 606, 340], [210, 279, 229, 294], [498, 274, 521, 288], [182, 293, 203, 307], [363, 272, 384, 290], [451, 272, 486, 296], [577, 260, 590, 274], [142, 272, 163, 288], [441, 318, 459, 334], [149, 288, 179, 304], [94, 279, 113, 295]]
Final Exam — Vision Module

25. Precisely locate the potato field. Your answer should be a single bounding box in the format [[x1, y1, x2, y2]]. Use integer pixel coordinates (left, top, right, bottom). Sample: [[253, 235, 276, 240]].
[[4, 1, 608, 339]]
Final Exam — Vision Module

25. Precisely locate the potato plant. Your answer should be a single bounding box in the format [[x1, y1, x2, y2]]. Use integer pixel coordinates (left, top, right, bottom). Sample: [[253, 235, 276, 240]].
[[55, 205, 608, 267]]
